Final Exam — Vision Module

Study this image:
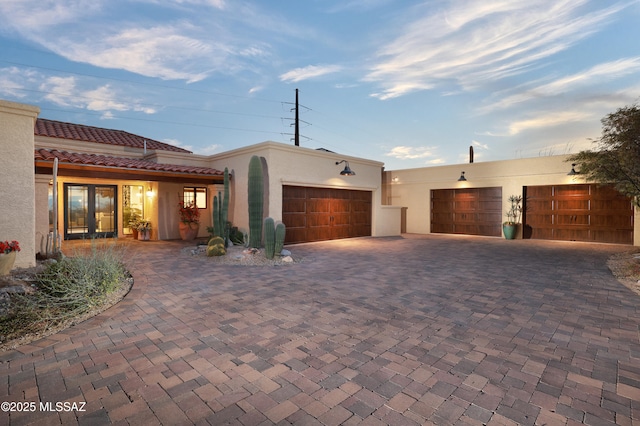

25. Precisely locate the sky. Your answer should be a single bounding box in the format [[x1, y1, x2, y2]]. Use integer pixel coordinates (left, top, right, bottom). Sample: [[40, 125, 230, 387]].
[[1, 0, 639, 170]]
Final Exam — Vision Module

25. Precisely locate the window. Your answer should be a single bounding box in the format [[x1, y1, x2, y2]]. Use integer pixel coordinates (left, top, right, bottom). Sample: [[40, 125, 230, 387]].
[[183, 187, 207, 209]]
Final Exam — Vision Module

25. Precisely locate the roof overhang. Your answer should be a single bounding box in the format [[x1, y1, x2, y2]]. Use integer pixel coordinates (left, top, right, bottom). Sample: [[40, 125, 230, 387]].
[[35, 161, 224, 184]]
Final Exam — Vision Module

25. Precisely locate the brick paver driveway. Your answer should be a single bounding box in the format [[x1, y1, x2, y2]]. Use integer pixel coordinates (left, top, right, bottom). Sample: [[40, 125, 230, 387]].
[[1, 235, 639, 425]]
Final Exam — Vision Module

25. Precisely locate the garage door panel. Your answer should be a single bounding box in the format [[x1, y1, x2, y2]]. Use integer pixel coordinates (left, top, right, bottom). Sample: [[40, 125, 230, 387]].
[[307, 199, 330, 213], [331, 200, 350, 214], [286, 228, 307, 244], [557, 200, 590, 210], [283, 199, 306, 213], [283, 213, 306, 228], [283, 185, 306, 199], [556, 214, 589, 225], [332, 213, 351, 226]]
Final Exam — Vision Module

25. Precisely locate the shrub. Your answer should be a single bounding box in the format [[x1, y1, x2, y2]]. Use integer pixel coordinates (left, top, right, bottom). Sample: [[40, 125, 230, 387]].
[[0, 239, 130, 343]]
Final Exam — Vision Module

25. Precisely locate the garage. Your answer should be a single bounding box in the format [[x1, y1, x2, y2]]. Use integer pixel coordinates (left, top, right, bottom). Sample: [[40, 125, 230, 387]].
[[524, 184, 634, 244], [431, 187, 502, 237], [282, 185, 372, 244]]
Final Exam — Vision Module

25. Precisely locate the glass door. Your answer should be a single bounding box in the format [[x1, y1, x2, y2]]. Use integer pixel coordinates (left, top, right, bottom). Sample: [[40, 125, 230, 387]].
[[122, 185, 144, 235], [64, 184, 118, 239]]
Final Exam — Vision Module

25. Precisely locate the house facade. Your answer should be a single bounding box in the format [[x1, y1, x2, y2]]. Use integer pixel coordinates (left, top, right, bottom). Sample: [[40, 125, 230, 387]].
[[1, 98, 637, 270]]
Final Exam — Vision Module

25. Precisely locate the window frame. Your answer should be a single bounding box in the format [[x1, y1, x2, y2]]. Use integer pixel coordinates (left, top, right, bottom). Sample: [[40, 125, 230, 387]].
[[183, 186, 208, 209]]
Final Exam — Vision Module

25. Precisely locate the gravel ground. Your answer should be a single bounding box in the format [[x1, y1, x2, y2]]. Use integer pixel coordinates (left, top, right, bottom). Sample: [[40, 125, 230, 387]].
[[181, 242, 305, 266], [607, 248, 640, 296]]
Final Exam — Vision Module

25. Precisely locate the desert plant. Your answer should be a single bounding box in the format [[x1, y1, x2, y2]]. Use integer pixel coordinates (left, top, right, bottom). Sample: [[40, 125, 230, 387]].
[[212, 167, 231, 244], [504, 195, 523, 225], [248, 156, 264, 248], [207, 236, 226, 257], [0, 239, 129, 342], [264, 217, 276, 259], [274, 222, 286, 255]]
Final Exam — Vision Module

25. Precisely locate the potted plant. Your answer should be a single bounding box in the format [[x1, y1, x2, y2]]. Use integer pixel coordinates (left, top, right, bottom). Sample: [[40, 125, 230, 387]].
[[178, 199, 200, 241], [129, 214, 141, 239], [503, 195, 522, 240], [136, 219, 152, 241], [0, 240, 21, 275]]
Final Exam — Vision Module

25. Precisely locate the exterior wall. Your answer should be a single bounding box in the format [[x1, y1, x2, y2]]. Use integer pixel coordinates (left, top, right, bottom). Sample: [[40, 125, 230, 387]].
[[156, 181, 217, 240], [208, 142, 401, 238], [384, 154, 640, 245], [0, 100, 40, 268]]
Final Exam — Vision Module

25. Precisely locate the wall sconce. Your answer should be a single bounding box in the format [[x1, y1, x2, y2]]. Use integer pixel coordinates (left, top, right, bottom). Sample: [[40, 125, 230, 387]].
[[567, 164, 580, 176], [336, 160, 356, 176], [392, 176, 399, 182], [146, 186, 154, 197], [457, 171, 467, 181]]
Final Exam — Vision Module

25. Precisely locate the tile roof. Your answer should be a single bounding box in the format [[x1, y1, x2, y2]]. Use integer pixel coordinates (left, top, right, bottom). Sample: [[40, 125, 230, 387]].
[[35, 118, 192, 153], [35, 149, 223, 176]]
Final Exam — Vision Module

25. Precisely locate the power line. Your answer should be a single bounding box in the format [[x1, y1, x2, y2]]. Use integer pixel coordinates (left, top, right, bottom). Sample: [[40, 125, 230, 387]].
[[0, 59, 282, 104], [38, 107, 285, 135], [6, 85, 283, 121]]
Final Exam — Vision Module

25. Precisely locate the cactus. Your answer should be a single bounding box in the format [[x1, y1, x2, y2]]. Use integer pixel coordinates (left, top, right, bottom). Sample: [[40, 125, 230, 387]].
[[222, 167, 229, 238], [211, 168, 231, 244], [248, 155, 264, 248], [212, 194, 220, 237], [274, 221, 286, 255], [264, 217, 276, 259], [207, 236, 226, 256]]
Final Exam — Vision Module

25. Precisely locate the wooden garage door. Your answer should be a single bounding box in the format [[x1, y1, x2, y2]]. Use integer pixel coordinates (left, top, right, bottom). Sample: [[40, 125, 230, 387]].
[[431, 187, 502, 237], [524, 184, 634, 244], [282, 186, 372, 244]]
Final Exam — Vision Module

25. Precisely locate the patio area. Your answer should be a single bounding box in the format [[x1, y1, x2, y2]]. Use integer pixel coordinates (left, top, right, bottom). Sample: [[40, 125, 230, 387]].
[[1, 234, 639, 425]]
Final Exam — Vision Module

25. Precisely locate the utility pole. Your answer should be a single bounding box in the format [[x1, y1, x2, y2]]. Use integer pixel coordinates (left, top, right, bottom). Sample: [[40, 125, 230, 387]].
[[282, 88, 310, 146], [294, 88, 300, 147]]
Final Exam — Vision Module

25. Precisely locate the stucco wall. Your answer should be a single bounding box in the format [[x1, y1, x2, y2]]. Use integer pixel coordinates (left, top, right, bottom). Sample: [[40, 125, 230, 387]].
[[385, 155, 640, 245], [0, 100, 40, 268], [208, 142, 399, 239], [156, 181, 217, 240]]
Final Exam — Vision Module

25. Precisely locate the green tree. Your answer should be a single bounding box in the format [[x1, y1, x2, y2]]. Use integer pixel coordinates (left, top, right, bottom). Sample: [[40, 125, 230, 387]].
[[568, 103, 640, 206]]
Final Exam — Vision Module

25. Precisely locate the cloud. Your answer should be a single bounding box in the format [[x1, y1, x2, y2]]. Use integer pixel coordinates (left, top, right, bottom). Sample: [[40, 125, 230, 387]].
[[195, 144, 223, 155], [163, 138, 193, 152], [36, 75, 157, 115], [0, 1, 277, 83], [280, 65, 343, 83], [0, 66, 40, 99], [472, 140, 489, 150], [508, 110, 593, 135], [365, 1, 628, 99], [483, 57, 640, 112], [385, 145, 437, 160]]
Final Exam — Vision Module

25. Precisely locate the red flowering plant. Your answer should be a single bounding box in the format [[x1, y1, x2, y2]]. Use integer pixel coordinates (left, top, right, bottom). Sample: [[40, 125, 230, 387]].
[[178, 199, 200, 224], [0, 240, 21, 254]]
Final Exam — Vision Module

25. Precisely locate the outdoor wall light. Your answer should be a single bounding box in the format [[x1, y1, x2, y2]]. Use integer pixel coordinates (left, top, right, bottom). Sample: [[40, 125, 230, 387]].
[[336, 160, 356, 176], [567, 164, 580, 175], [458, 171, 467, 181], [146, 187, 154, 197]]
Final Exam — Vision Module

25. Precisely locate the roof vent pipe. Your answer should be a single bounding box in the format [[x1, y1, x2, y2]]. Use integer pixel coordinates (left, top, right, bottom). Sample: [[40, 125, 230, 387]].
[[469, 146, 474, 163], [144, 139, 147, 155]]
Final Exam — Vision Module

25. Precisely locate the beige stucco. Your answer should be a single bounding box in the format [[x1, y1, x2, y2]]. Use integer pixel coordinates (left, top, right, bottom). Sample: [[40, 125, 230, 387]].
[[0, 100, 40, 268], [384, 155, 640, 244], [206, 141, 398, 238]]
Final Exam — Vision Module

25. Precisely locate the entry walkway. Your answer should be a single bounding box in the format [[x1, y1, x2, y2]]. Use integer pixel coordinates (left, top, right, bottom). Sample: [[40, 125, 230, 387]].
[[1, 235, 639, 425]]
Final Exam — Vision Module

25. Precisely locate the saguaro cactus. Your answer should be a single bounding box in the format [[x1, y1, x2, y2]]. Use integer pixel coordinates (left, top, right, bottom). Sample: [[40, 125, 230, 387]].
[[212, 167, 230, 242], [264, 217, 276, 259], [274, 221, 286, 255], [248, 156, 264, 248], [222, 167, 229, 236]]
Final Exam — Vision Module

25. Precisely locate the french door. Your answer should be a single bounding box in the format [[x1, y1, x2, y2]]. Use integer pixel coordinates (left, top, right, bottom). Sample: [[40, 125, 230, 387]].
[[64, 184, 118, 239]]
